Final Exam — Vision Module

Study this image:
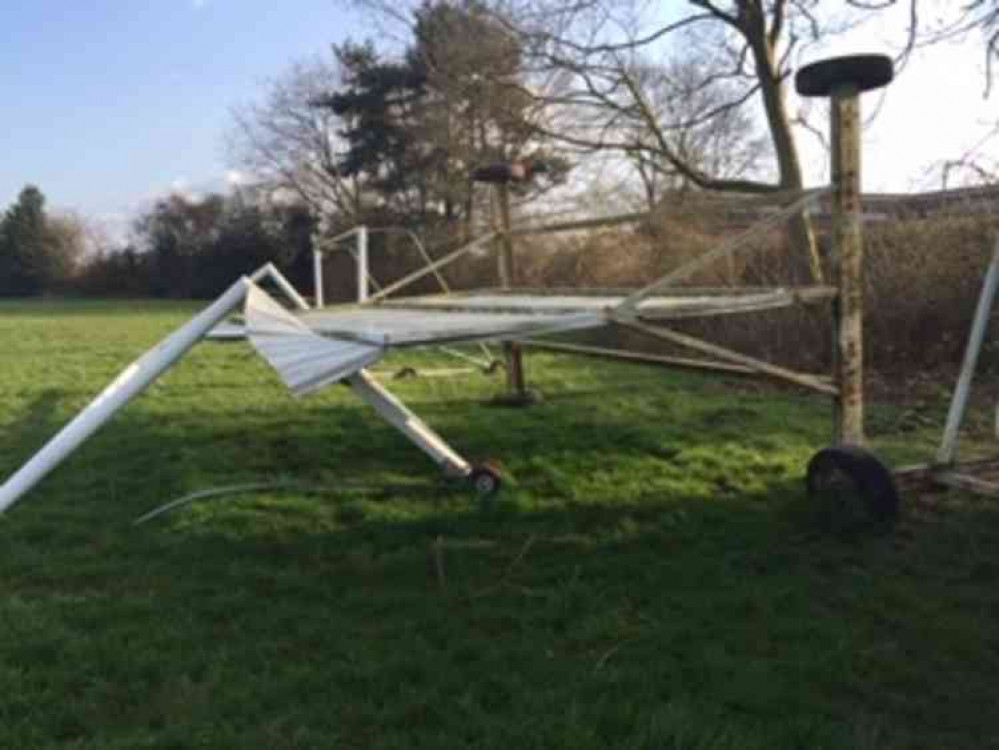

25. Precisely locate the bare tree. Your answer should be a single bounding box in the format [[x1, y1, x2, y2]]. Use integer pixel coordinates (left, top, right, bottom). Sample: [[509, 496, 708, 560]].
[[45, 211, 88, 283], [409, 2, 571, 231], [838, 1, 999, 184], [341, 1, 999, 276], [844, 1, 999, 90], [626, 51, 771, 211], [938, 121, 999, 188], [336, 1, 828, 278], [227, 56, 364, 219], [502, 1, 839, 279]]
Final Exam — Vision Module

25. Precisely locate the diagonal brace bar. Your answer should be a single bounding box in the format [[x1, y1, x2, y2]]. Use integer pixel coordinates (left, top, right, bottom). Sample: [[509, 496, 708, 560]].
[[937, 234, 999, 465], [615, 188, 831, 315], [366, 233, 497, 304], [618, 319, 838, 397], [347, 369, 472, 477], [0, 276, 254, 514], [250, 262, 311, 311]]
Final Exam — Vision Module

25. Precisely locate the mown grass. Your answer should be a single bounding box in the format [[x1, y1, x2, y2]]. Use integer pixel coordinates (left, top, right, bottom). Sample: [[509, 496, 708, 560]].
[[1, 298, 998, 749]]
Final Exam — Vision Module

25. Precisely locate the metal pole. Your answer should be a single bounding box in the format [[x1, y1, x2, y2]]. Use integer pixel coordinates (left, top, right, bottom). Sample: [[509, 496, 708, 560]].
[[347, 369, 471, 477], [313, 249, 325, 308], [0, 277, 253, 513], [251, 262, 310, 311], [365, 233, 496, 304], [495, 183, 528, 401], [937, 236, 999, 465], [495, 184, 514, 287], [830, 83, 865, 446], [357, 225, 369, 303]]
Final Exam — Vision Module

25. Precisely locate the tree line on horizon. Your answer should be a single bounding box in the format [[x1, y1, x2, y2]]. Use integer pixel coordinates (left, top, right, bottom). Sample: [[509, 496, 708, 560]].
[[0, 185, 317, 299], [0, 186, 84, 297]]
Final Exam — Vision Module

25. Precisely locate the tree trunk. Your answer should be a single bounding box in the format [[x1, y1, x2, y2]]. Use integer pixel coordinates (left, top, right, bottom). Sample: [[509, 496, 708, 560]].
[[746, 21, 824, 283]]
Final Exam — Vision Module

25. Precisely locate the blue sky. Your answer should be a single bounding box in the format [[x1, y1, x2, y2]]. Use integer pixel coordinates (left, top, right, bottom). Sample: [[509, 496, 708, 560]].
[[0, 1, 363, 221]]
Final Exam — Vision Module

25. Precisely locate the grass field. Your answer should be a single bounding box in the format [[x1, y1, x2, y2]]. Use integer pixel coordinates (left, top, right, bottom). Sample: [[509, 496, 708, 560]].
[[2, 299, 998, 749]]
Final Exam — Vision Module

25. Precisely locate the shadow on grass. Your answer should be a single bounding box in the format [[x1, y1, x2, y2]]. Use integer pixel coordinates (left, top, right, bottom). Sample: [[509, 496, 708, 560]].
[[0, 388, 68, 462], [0, 378, 824, 521], [6, 477, 999, 749]]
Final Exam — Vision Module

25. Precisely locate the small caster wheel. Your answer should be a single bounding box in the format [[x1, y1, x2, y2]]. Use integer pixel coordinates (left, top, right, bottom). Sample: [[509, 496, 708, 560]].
[[469, 464, 502, 497], [806, 445, 899, 532]]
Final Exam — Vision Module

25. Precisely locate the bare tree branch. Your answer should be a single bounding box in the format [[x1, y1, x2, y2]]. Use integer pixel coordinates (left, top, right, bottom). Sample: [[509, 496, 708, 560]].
[[687, 0, 740, 29]]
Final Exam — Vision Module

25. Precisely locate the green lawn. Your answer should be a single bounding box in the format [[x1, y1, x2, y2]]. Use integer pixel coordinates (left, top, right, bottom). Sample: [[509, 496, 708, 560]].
[[1, 299, 998, 749]]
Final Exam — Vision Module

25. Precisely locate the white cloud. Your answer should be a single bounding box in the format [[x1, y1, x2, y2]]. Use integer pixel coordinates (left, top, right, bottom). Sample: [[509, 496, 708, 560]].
[[166, 177, 203, 202]]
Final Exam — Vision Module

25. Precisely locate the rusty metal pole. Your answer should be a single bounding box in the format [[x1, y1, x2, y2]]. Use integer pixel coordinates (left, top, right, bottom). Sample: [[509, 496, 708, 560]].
[[830, 82, 865, 446], [796, 54, 893, 447], [473, 160, 548, 405], [494, 182, 514, 286], [495, 182, 529, 401]]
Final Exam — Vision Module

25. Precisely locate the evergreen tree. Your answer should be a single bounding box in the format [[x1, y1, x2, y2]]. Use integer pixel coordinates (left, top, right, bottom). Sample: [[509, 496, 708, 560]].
[[0, 186, 50, 296], [325, 41, 429, 215], [322, 1, 567, 225], [0, 207, 9, 295]]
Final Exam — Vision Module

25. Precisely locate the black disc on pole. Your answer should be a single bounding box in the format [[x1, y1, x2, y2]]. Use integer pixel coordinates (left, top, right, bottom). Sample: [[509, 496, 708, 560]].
[[795, 54, 894, 97]]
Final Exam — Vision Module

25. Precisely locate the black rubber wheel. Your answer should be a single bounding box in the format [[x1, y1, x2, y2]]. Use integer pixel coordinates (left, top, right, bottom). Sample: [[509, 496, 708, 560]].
[[806, 445, 900, 531], [469, 464, 502, 497]]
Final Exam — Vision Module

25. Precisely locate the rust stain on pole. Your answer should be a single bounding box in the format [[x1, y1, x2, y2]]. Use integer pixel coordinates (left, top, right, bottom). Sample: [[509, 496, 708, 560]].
[[797, 54, 893, 446], [495, 183, 528, 400], [831, 85, 865, 445]]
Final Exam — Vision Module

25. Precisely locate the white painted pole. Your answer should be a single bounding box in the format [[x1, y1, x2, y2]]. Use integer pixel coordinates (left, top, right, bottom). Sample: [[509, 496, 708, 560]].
[[347, 369, 470, 476], [313, 250, 325, 308], [251, 263, 310, 311], [0, 277, 252, 514], [357, 226, 369, 303], [937, 235, 999, 465]]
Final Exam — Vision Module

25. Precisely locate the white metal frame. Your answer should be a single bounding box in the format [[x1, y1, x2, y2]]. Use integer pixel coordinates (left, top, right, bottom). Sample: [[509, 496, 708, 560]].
[[253, 262, 312, 311], [314, 225, 496, 370], [937, 234, 999, 465], [892, 233, 999, 495], [0, 191, 854, 514], [347, 370, 470, 477], [0, 265, 479, 515], [314, 225, 369, 306], [0, 277, 252, 513], [347, 190, 839, 397]]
